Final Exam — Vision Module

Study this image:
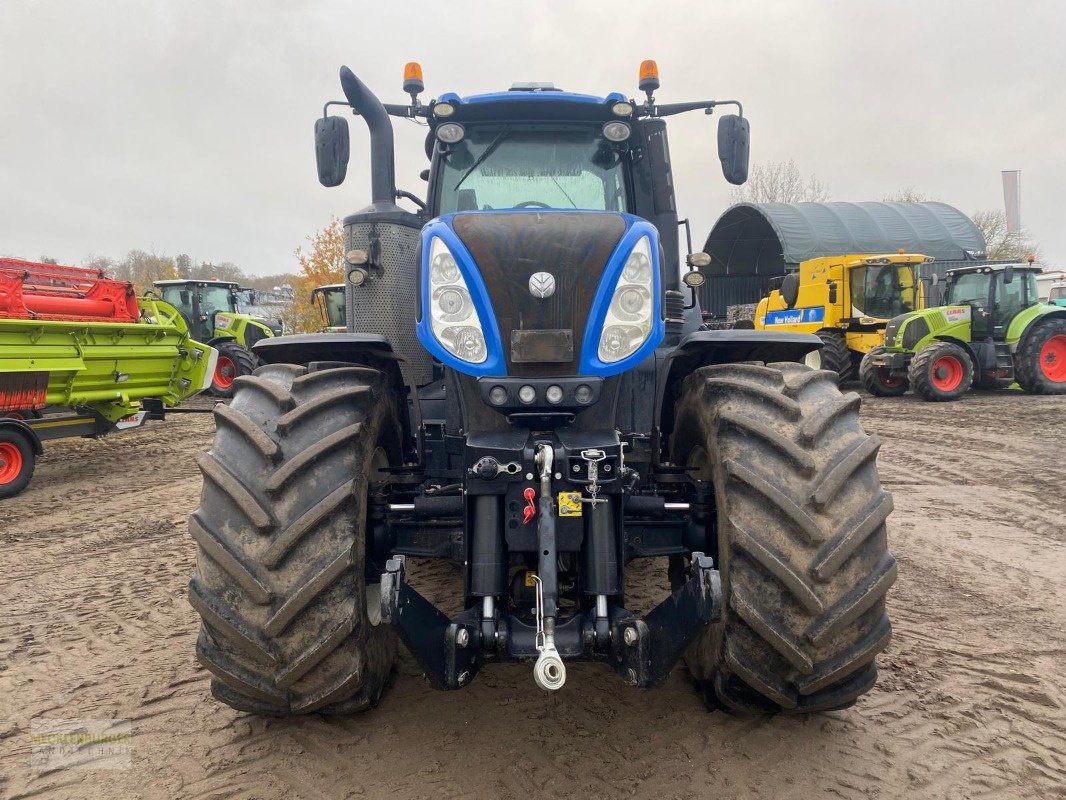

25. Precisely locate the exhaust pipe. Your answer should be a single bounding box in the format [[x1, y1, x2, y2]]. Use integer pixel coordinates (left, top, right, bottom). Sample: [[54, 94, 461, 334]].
[[339, 66, 396, 206]]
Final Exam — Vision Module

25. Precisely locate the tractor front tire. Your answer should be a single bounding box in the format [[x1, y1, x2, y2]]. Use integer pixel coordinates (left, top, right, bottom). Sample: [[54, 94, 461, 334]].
[[805, 330, 852, 384], [1014, 317, 1066, 394], [671, 363, 895, 713], [210, 341, 258, 398], [188, 363, 401, 715], [908, 341, 973, 401], [859, 348, 909, 397]]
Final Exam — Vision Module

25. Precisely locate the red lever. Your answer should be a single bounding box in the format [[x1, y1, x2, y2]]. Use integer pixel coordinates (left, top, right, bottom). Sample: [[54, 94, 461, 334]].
[[522, 487, 537, 525]]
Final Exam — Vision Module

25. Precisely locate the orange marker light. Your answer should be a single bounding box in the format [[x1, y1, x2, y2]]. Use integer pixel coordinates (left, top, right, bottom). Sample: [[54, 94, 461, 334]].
[[638, 59, 660, 93], [403, 62, 424, 96]]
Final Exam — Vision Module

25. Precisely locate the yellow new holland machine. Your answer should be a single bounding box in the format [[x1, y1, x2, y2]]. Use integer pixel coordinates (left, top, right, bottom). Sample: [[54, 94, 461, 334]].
[[754, 252, 929, 381]]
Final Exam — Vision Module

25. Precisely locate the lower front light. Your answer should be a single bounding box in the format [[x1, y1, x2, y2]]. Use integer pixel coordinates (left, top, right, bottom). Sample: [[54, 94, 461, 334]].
[[488, 385, 509, 405], [598, 324, 645, 362], [545, 385, 564, 404], [440, 326, 487, 362]]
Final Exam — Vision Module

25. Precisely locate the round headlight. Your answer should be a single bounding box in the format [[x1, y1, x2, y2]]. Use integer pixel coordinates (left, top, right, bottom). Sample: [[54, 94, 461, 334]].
[[574, 384, 594, 404], [434, 285, 469, 322], [602, 121, 631, 142], [545, 385, 564, 405], [436, 122, 465, 144], [348, 268, 368, 286], [518, 385, 536, 404], [611, 101, 634, 117], [621, 250, 651, 282], [682, 271, 707, 288], [431, 252, 460, 283], [433, 102, 456, 117], [488, 386, 509, 406], [598, 324, 644, 362], [618, 287, 646, 314], [441, 326, 486, 362]]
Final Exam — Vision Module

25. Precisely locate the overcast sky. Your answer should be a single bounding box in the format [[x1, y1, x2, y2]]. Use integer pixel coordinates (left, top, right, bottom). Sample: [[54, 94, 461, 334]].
[[1, 1, 1064, 274]]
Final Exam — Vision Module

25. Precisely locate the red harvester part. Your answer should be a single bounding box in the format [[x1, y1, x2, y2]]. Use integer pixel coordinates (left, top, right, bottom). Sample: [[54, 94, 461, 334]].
[[0, 258, 140, 322]]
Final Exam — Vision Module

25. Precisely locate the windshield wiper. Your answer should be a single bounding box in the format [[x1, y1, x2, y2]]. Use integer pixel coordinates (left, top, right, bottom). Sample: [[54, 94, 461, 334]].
[[455, 128, 511, 190]]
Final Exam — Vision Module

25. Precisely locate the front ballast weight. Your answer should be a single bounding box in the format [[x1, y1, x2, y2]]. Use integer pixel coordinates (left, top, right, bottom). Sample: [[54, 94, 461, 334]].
[[379, 440, 722, 693]]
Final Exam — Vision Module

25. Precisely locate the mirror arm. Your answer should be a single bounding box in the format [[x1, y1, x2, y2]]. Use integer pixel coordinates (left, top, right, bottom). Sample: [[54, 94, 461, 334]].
[[322, 99, 431, 120], [395, 189, 427, 211], [646, 99, 743, 118]]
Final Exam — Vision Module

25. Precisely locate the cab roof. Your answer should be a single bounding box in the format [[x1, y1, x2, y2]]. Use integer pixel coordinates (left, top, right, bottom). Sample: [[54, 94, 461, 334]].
[[434, 86, 628, 123], [154, 279, 240, 288], [945, 263, 1041, 277]]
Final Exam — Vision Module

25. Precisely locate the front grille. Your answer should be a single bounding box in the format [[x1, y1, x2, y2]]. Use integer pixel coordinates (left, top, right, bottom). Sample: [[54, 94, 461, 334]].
[[901, 317, 930, 350], [453, 212, 626, 377]]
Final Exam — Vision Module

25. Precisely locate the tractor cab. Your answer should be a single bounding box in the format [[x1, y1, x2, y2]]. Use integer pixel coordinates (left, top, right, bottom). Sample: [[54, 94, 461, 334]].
[[310, 284, 347, 331], [941, 263, 1041, 340], [1050, 283, 1066, 308], [154, 279, 240, 343]]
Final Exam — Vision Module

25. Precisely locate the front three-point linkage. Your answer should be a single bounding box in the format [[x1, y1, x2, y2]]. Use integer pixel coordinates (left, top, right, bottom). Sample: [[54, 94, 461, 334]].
[[531, 442, 566, 691]]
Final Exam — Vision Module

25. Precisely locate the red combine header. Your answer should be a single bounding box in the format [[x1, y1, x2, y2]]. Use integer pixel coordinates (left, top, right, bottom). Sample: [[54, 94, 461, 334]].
[[0, 258, 140, 323]]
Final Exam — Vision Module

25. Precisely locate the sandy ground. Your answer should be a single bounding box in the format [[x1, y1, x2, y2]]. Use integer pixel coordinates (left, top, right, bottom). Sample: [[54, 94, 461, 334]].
[[1, 390, 1065, 800]]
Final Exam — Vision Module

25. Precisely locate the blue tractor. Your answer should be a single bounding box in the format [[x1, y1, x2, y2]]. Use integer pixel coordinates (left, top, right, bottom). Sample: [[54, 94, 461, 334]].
[[186, 61, 895, 715]]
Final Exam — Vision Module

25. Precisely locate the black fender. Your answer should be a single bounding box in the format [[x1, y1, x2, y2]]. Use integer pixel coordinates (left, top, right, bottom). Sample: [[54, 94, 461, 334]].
[[932, 335, 983, 372], [205, 335, 239, 348], [655, 330, 821, 443], [253, 333, 421, 460], [0, 418, 44, 456]]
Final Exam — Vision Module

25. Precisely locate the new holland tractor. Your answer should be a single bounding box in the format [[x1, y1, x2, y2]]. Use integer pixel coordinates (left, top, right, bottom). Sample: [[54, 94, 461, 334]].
[[154, 279, 282, 395], [185, 61, 896, 716], [754, 252, 928, 383], [860, 261, 1066, 400]]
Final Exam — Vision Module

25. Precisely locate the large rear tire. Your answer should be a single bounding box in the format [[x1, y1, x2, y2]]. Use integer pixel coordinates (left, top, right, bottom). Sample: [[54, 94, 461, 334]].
[[671, 362, 896, 713], [1014, 317, 1066, 394], [805, 330, 852, 384], [0, 427, 36, 499], [188, 363, 400, 715]]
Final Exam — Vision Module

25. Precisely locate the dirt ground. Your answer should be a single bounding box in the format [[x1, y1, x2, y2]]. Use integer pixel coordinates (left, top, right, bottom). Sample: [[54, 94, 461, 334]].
[[1, 390, 1064, 800]]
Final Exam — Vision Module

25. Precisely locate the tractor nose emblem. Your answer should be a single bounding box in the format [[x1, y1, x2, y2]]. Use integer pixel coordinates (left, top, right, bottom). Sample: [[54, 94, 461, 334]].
[[529, 272, 556, 299]]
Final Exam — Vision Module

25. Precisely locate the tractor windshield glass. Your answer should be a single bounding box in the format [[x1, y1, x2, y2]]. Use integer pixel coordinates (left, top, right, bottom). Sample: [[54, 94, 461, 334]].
[[200, 285, 236, 318], [944, 272, 991, 307], [850, 264, 918, 319], [1051, 286, 1066, 301], [320, 289, 346, 328], [437, 126, 628, 214]]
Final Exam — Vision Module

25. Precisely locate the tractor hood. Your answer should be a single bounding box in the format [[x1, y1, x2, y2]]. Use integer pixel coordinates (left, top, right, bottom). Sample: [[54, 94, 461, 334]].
[[884, 305, 972, 351], [417, 210, 664, 378]]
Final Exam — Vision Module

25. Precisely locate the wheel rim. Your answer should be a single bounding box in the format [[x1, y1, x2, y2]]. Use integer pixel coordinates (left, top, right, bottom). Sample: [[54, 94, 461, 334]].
[[877, 369, 905, 390], [1039, 334, 1066, 382], [214, 356, 237, 389], [2, 411, 26, 421], [930, 354, 964, 391], [0, 442, 23, 484]]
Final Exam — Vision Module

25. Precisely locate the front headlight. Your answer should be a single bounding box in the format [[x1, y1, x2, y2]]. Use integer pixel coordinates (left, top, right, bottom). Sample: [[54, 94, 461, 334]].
[[427, 237, 487, 363], [598, 236, 655, 362]]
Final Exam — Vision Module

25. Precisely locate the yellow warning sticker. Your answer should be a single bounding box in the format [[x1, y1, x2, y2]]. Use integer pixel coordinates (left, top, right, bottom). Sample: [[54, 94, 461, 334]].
[[558, 491, 583, 517], [524, 570, 537, 588]]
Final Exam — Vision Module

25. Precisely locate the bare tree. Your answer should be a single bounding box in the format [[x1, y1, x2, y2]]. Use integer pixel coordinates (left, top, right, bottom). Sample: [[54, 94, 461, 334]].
[[731, 159, 830, 204], [882, 188, 936, 203], [970, 209, 1041, 261]]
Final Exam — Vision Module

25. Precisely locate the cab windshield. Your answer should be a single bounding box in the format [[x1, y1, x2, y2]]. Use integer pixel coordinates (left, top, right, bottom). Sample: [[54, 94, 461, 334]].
[[317, 288, 346, 328], [849, 263, 918, 319], [436, 126, 628, 214], [199, 285, 237, 317], [1051, 286, 1066, 301], [944, 272, 991, 306]]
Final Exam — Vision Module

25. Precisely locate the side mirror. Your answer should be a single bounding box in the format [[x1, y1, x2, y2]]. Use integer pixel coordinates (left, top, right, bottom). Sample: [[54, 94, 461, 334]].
[[781, 272, 800, 308], [930, 273, 940, 287], [717, 114, 750, 186], [1004, 264, 1014, 284], [315, 116, 350, 187]]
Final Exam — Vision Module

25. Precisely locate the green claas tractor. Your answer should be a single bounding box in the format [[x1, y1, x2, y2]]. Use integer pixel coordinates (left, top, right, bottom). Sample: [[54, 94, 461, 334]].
[[311, 284, 347, 331], [154, 279, 282, 395], [185, 60, 897, 717], [860, 262, 1066, 400]]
